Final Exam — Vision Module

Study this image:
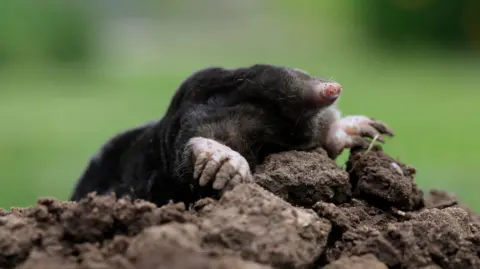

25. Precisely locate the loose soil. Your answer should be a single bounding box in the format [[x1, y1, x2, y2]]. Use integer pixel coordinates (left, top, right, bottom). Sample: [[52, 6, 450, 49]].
[[1, 146, 479, 269]]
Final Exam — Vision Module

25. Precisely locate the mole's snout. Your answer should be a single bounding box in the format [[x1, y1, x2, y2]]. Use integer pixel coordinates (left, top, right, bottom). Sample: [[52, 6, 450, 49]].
[[312, 81, 342, 105], [323, 82, 342, 100]]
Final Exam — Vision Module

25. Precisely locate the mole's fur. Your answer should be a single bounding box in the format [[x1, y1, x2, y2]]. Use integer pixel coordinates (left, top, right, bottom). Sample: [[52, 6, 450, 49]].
[[70, 64, 393, 207]]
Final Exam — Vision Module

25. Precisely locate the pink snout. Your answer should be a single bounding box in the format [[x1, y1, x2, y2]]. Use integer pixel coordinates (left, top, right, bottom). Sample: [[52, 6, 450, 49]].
[[312, 82, 342, 105], [322, 82, 342, 100]]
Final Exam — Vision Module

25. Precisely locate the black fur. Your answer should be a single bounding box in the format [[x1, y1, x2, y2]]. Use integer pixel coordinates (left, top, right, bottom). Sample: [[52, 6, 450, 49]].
[[70, 64, 339, 206]]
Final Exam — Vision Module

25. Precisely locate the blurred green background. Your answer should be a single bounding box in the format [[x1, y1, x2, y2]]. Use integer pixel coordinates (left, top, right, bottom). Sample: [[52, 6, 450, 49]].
[[1, 0, 479, 210]]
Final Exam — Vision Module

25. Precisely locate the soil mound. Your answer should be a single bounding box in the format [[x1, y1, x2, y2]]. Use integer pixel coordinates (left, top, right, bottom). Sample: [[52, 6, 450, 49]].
[[1, 147, 479, 269]]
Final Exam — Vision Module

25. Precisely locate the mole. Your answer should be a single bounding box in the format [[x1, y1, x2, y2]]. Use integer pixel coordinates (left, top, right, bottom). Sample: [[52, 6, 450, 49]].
[[70, 64, 394, 207]]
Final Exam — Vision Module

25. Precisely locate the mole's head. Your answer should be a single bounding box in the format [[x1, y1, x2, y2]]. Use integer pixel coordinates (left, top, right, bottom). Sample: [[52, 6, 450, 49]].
[[235, 64, 342, 114]]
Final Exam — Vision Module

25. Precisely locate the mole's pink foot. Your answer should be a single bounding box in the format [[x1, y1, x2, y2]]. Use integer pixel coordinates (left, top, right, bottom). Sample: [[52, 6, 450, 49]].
[[326, 115, 394, 158], [187, 137, 253, 190]]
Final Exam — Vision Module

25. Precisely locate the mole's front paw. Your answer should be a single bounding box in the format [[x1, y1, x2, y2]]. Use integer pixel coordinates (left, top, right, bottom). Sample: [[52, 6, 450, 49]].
[[187, 137, 253, 190], [326, 115, 394, 158]]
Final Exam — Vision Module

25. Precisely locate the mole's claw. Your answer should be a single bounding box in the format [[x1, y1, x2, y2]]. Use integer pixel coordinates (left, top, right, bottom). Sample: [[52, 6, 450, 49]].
[[193, 152, 208, 180], [350, 136, 372, 149], [370, 120, 394, 136], [187, 137, 252, 191], [358, 124, 384, 142], [375, 135, 386, 143], [325, 115, 393, 159]]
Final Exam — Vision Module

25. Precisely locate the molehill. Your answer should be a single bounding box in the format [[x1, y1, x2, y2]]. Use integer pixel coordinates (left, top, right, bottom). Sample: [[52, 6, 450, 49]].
[[1, 146, 479, 269]]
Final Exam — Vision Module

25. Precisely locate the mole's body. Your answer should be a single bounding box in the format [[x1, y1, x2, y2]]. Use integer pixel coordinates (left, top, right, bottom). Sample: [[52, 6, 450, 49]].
[[70, 64, 393, 206]]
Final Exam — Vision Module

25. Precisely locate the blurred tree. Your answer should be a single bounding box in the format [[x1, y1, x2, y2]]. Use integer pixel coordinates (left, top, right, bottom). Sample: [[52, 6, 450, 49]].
[[357, 0, 479, 51], [0, 1, 93, 68], [41, 3, 92, 65]]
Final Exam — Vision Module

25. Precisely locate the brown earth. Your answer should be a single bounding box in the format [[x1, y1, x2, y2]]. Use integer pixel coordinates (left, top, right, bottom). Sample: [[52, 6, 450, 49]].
[[1, 146, 479, 269]]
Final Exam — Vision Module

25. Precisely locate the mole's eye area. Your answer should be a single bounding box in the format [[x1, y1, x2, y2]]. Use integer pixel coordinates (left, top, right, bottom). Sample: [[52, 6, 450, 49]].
[[310, 81, 342, 106]]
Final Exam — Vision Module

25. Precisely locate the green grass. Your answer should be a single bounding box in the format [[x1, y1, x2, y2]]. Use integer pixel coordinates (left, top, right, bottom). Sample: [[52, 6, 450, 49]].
[[0, 51, 478, 211]]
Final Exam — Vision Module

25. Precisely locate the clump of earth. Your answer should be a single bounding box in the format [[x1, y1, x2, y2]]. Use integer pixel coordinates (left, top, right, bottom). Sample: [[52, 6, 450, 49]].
[[1, 146, 479, 269]]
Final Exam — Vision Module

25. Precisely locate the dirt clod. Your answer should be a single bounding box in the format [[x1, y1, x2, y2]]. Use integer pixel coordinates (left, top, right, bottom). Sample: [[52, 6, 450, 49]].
[[425, 189, 459, 209], [323, 254, 388, 269], [1, 147, 479, 269], [197, 183, 331, 269], [254, 149, 351, 207], [346, 146, 424, 211]]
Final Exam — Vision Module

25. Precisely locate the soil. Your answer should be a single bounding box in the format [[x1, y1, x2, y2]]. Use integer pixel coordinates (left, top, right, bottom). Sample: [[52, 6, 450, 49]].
[[1, 146, 479, 269]]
